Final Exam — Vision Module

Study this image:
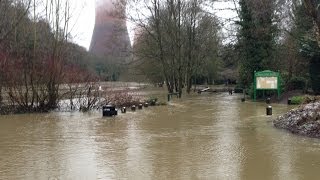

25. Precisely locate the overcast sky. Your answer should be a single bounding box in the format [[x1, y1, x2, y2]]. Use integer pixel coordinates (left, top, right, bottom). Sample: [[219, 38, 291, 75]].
[[71, 0, 237, 50], [69, 0, 95, 50]]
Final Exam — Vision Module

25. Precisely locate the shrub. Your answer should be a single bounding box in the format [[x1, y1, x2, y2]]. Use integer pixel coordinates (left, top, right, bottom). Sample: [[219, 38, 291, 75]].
[[234, 84, 244, 93], [310, 57, 320, 95], [290, 96, 305, 105], [147, 97, 158, 102], [103, 89, 142, 108], [286, 76, 307, 91]]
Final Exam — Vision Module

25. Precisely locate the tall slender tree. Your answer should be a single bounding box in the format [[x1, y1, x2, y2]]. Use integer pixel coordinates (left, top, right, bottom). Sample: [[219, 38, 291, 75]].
[[237, 0, 277, 87]]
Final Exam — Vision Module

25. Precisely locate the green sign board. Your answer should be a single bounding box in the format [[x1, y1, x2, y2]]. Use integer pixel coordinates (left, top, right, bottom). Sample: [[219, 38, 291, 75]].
[[254, 70, 281, 101]]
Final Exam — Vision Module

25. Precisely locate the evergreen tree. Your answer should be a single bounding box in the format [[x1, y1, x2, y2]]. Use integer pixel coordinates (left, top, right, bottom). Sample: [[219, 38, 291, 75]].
[[296, 4, 320, 94], [237, 0, 277, 87]]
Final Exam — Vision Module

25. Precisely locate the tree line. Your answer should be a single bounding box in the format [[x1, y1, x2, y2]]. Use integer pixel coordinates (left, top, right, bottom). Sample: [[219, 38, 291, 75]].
[[236, 0, 320, 95], [126, 0, 221, 95], [126, 0, 320, 96], [1, 0, 320, 113]]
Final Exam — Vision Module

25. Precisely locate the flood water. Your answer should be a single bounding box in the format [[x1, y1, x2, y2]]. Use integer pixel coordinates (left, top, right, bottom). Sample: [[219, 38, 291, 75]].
[[1, 92, 320, 179]]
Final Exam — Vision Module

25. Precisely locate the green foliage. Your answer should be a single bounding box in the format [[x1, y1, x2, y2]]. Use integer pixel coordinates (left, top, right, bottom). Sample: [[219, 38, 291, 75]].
[[237, 0, 256, 86], [247, 83, 254, 99], [286, 76, 307, 91], [310, 57, 320, 94], [147, 97, 158, 102], [221, 45, 239, 69], [137, 57, 164, 83], [234, 86, 244, 93], [219, 45, 239, 83], [85, 54, 123, 81], [146, 97, 158, 106], [293, 4, 320, 95], [290, 96, 305, 105], [237, 0, 277, 86]]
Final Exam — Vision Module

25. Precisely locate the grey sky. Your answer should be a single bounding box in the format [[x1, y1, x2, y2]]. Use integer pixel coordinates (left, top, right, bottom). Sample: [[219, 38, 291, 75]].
[[69, 0, 95, 50]]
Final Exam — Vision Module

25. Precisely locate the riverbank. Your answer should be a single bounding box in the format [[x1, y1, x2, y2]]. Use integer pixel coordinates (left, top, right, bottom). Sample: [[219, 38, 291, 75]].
[[0, 82, 167, 115], [273, 102, 320, 138]]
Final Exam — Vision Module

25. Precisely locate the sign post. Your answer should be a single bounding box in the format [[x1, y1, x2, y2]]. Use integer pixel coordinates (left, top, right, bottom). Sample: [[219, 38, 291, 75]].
[[254, 70, 281, 101]]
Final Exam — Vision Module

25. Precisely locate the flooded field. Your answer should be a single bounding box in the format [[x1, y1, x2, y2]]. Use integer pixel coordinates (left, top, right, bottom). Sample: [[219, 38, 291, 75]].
[[1, 91, 320, 179]]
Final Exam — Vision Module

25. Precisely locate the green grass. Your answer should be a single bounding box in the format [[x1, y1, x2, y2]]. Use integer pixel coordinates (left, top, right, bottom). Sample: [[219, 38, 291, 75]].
[[290, 96, 305, 105]]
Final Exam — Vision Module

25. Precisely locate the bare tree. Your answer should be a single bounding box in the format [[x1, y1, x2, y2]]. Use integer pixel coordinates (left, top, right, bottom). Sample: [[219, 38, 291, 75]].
[[127, 0, 221, 95], [0, 0, 32, 43]]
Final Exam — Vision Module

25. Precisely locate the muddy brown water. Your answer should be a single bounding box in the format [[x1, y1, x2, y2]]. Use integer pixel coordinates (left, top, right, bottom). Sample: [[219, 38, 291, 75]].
[[1, 93, 320, 180]]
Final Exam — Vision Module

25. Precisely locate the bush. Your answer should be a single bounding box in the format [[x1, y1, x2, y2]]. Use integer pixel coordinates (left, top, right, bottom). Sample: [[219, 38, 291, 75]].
[[103, 89, 142, 108], [310, 57, 320, 95], [147, 97, 158, 102], [213, 79, 225, 85], [286, 76, 307, 91], [234, 84, 244, 93], [247, 83, 254, 98], [290, 96, 305, 105], [147, 97, 158, 106]]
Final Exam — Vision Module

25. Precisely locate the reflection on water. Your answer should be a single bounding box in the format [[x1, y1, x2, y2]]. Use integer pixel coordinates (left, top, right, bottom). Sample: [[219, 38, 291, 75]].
[[1, 93, 320, 179]]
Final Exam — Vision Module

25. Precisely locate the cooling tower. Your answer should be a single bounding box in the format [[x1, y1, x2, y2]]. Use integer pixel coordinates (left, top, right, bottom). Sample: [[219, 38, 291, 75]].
[[89, 0, 131, 59]]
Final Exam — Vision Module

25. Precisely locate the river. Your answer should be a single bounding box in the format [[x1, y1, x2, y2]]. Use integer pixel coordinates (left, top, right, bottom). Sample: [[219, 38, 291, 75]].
[[1, 92, 320, 179]]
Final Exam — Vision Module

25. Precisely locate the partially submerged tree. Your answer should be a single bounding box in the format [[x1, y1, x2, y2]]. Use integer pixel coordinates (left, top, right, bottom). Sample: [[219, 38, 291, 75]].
[[128, 0, 221, 95], [0, 0, 102, 112]]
